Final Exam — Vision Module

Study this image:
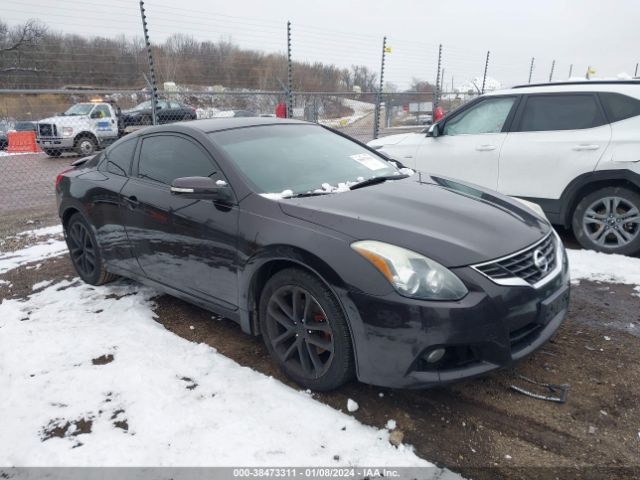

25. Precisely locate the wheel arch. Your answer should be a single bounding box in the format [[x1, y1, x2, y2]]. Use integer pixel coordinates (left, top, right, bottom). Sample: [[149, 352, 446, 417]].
[[559, 169, 640, 227], [73, 131, 98, 146], [240, 245, 350, 337]]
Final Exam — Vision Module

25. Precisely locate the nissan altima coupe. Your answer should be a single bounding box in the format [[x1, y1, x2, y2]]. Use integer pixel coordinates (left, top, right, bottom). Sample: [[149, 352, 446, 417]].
[[56, 118, 570, 390]]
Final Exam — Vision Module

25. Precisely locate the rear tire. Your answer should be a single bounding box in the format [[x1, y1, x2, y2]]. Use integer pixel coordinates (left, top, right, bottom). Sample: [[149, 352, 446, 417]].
[[572, 186, 640, 256], [259, 268, 355, 391], [65, 213, 117, 285]]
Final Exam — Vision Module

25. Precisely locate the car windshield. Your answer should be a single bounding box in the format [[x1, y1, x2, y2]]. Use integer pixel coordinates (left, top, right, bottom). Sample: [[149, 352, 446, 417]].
[[63, 104, 94, 116], [210, 124, 401, 197]]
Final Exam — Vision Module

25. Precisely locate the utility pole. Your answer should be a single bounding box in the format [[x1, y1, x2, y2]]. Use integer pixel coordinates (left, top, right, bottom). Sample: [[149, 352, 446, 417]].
[[481, 50, 490, 93], [568, 64, 573, 79], [635, 63, 639, 77], [528, 57, 535, 84], [373, 36, 387, 140], [548, 60, 555, 82], [139, 0, 158, 125]]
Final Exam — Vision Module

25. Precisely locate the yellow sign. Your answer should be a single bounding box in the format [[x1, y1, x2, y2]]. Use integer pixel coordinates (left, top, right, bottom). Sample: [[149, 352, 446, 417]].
[[384, 47, 392, 54]]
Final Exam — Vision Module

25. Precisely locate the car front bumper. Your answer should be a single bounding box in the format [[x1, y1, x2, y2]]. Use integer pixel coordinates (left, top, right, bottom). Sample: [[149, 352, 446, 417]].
[[37, 137, 74, 149], [339, 254, 570, 389]]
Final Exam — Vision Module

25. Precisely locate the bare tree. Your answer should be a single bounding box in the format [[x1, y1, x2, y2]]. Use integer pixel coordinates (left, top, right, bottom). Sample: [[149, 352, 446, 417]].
[[0, 19, 47, 77]]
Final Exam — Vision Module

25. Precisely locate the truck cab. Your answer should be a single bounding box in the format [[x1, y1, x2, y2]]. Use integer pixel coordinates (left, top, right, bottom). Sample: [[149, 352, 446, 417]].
[[36, 101, 122, 157]]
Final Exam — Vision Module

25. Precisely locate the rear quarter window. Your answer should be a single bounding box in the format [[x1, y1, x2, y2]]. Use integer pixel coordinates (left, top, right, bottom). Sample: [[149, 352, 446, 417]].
[[599, 92, 640, 123], [517, 94, 605, 132], [102, 138, 137, 176]]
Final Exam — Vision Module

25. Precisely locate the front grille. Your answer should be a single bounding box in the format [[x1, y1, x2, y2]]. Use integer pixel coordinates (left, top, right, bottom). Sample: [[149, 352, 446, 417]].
[[475, 233, 557, 286], [37, 123, 57, 137]]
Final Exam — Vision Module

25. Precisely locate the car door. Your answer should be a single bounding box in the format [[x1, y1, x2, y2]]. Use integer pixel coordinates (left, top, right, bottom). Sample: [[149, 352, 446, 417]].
[[414, 96, 519, 190], [498, 93, 612, 201], [88, 137, 145, 276], [91, 103, 117, 141], [120, 133, 239, 309], [155, 101, 171, 124]]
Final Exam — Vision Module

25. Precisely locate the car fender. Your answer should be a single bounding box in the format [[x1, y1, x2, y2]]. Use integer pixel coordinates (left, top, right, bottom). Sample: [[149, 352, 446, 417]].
[[558, 169, 640, 226]]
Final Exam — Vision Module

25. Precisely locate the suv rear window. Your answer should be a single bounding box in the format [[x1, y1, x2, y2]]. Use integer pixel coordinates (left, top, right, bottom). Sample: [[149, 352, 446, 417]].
[[518, 94, 605, 132], [599, 92, 640, 123]]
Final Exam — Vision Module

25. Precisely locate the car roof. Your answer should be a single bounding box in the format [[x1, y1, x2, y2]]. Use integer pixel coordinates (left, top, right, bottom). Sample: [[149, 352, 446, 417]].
[[485, 80, 640, 99], [130, 117, 312, 136]]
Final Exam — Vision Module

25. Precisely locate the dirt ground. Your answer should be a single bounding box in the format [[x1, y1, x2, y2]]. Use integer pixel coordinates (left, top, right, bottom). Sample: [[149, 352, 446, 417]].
[[2, 233, 639, 480]]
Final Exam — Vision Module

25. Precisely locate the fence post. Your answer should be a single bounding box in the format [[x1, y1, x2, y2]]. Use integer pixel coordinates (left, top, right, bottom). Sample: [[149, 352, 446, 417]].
[[373, 36, 387, 140], [548, 60, 556, 82], [481, 50, 490, 94], [286, 21, 293, 118], [568, 64, 573, 79], [139, 0, 158, 125], [528, 57, 535, 84], [434, 44, 442, 108]]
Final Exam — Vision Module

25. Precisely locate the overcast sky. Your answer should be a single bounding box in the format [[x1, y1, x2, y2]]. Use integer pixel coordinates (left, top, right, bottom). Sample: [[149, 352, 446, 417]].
[[5, 0, 640, 88]]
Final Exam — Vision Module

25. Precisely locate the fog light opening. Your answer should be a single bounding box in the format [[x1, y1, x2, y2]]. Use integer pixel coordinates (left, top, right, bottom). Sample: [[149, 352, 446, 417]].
[[425, 347, 446, 364]]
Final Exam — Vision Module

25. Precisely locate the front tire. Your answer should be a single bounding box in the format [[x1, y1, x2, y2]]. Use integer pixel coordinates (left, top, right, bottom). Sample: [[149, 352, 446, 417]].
[[65, 213, 117, 285], [259, 268, 355, 391], [572, 186, 640, 255]]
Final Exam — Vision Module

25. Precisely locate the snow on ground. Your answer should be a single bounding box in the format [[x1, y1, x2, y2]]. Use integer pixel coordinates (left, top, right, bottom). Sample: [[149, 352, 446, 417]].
[[0, 225, 66, 274], [0, 226, 432, 468], [318, 98, 374, 128], [0, 278, 430, 467], [567, 248, 640, 295]]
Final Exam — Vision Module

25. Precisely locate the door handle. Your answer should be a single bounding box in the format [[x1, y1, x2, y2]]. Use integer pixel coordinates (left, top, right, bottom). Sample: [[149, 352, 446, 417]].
[[572, 144, 600, 151], [476, 144, 497, 151], [124, 195, 139, 209]]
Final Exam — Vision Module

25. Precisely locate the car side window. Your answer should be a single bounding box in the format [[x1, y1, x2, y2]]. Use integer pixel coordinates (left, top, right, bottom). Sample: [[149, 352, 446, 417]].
[[137, 135, 221, 186], [443, 97, 516, 136], [599, 92, 640, 123], [518, 94, 605, 132], [103, 138, 137, 176], [93, 105, 111, 118], [170, 102, 181, 109]]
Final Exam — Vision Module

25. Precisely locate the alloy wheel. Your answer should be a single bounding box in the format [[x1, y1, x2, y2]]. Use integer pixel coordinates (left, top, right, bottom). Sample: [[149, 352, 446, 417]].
[[582, 196, 640, 248], [67, 221, 97, 278], [265, 285, 335, 379]]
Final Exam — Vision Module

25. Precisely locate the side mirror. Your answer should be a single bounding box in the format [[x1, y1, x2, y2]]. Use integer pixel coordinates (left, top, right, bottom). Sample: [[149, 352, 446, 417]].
[[170, 176, 232, 202], [426, 123, 440, 138]]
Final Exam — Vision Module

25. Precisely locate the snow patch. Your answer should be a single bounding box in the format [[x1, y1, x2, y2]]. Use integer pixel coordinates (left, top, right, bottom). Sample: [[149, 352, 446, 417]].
[[567, 249, 640, 287], [0, 280, 430, 467]]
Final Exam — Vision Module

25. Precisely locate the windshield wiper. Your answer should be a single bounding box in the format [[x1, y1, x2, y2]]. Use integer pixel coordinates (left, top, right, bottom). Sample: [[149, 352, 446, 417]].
[[288, 191, 333, 198], [349, 174, 409, 191]]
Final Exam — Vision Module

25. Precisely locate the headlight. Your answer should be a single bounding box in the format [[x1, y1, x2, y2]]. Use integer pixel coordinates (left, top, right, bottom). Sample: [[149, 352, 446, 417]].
[[62, 127, 73, 137], [351, 240, 468, 300]]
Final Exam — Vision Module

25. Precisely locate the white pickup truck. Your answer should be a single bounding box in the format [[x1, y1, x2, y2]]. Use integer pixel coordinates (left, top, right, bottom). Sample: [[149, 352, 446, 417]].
[[36, 101, 123, 157]]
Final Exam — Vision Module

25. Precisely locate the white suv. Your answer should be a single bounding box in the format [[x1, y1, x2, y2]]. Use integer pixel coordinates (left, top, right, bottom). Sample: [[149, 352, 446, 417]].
[[369, 80, 640, 256]]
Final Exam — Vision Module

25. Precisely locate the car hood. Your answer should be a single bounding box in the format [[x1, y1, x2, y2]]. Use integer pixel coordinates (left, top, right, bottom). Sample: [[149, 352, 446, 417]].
[[38, 115, 86, 124], [367, 132, 421, 148], [278, 174, 550, 267]]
